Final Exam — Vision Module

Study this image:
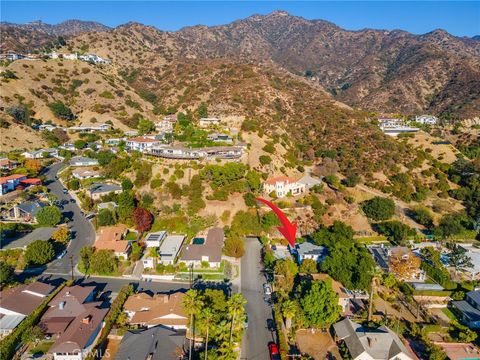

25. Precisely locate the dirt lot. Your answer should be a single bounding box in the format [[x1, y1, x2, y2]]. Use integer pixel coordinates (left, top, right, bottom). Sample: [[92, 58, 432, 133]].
[[102, 337, 121, 359], [296, 329, 341, 359]]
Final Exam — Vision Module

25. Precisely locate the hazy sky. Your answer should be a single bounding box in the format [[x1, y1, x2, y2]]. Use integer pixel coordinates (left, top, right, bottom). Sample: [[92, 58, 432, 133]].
[[1, 1, 479, 37]]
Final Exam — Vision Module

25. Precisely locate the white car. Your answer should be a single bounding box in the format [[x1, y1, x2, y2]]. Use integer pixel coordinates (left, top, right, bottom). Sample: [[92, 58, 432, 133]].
[[263, 283, 272, 295], [56, 250, 67, 259]]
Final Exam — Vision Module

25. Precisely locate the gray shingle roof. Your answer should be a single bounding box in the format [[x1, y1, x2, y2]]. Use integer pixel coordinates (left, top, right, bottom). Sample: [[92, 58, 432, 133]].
[[17, 201, 47, 217], [453, 299, 480, 322], [115, 326, 185, 360], [88, 183, 122, 194], [295, 242, 327, 258]]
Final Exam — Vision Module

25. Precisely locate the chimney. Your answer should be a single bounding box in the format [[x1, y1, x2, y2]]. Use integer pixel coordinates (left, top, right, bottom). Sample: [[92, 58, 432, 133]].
[[66, 291, 70, 296], [82, 315, 92, 324], [59, 301, 66, 310], [163, 295, 169, 303]]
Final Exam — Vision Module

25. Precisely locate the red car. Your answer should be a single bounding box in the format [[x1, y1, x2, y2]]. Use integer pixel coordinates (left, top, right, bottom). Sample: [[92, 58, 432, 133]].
[[268, 342, 280, 360]]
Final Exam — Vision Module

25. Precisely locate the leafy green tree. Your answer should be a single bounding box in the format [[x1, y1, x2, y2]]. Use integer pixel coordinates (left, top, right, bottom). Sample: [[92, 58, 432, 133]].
[[197, 102, 208, 119], [274, 258, 298, 291], [51, 226, 70, 243], [24, 240, 55, 265], [409, 206, 434, 228], [299, 259, 318, 274], [137, 119, 155, 134], [91, 249, 117, 274], [361, 196, 395, 221], [299, 280, 341, 328], [48, 101, 74, 120], [259, 155, 272, 166], [73, 139, 86, 149], [96, 150, 115, 166], [0, 262, 15, 288], [246, 170, 262, 192], [281, 300, 297, 329], [97, 208, 116, 226], [243, 192, 257, 207], [434, 213, 468, 239], [223, 237, 245, 258], [121, 178, 134, 191], [344, 173, 360, 187], [79, 246, 94, 274], [200, 163, 247, 188], [375, 221, 413, 245], [105, 158, 130, 179], [117, 191, 135, 222], [6, 104, 30, 125], [36, 206, 62, 226], [447, 243, 473, 273], [67, 178, 80, 190], [229, 211, 261, 237]]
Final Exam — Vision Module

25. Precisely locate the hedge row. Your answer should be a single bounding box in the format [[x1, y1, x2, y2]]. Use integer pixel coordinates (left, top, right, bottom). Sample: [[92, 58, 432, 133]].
[[421, 262, 457, 290], [0, 281, 67, 360], [85, 283, 134, 360], [273, 303, 289, 360]]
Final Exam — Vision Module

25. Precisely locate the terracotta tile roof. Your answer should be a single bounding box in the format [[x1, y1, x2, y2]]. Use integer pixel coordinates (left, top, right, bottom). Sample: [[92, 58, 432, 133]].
[[0, 174, 26, 184], [264, 176, 298, 185], [124, 292, 187, 327], [94, 225, 130, 253], [19, 178, 42, 185]]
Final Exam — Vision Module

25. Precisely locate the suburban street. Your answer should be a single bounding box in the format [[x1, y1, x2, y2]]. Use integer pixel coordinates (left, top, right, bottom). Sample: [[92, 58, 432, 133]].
[[241, 237, 276, 360], [43, 162, 96, 275]]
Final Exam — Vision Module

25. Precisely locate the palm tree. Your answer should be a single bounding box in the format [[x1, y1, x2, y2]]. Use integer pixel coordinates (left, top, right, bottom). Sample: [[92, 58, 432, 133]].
[[281, 300, 296, 329], [203, 308, 214, 360], [182, 290, 204, 360], [227, 294, 246, 344], [148, 247, 158, 267]]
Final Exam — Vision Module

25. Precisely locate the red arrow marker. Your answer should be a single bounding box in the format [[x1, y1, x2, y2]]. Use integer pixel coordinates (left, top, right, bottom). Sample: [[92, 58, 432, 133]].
[[256, 197, 297, 247]]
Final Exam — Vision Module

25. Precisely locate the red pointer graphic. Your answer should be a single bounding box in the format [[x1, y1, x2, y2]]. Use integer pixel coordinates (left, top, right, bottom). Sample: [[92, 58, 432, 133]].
[[256, 197, 297, 247]]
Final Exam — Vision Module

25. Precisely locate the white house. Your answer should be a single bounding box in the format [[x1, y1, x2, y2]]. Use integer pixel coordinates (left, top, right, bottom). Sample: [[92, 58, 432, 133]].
[[144, 231, 168, 248], [22, 148, 58, 159], [155, 120, 174, 133], [199, 117, 221, 127], [68, 123, 112, 132], [415, 115, 438, 125], [158, 234, 186, 265], [69, 156, 99, 167], [263, 176, 306, 198], [126, 136, 161, 152]]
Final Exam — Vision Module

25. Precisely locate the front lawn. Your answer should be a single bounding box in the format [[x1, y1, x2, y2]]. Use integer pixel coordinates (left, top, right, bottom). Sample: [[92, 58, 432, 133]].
[[441, 307, 458, 321], [30, 341, 54, 356]]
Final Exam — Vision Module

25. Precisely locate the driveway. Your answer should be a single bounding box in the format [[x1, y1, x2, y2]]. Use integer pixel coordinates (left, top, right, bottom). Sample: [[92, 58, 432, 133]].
[[2, 227, 56, 249], [42, 162, 96, 275], [241, 237, 275, 360]]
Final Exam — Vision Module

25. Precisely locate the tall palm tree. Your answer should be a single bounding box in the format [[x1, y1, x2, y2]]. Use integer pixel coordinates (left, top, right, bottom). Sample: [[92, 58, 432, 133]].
[[203, 308, 214, 360], [227, 294, 246, 344], [182, 290, 203, 360], [281, 300, 296, 329]]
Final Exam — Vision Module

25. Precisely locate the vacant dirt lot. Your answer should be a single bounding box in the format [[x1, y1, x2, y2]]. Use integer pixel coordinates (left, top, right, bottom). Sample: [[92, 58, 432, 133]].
[[296, 329, 340, 359]]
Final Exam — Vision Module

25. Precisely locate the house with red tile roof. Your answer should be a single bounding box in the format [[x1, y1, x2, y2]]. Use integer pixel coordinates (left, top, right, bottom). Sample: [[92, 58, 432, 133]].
[[0, 174, 27, 195], [263, 176, 306, 198]]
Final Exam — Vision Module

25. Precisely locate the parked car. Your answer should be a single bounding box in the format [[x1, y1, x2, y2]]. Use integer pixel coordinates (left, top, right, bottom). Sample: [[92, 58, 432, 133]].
[[263, 283, 272, 295], [268, 342, 280, 360], [267, 318, 275, 331], [62, 189, 68, 194], [244, 314, 248, 329], [56, 250, 67, 260]]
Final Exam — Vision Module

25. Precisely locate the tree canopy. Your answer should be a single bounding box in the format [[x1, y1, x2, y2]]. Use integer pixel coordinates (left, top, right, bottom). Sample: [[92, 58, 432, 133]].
[[361, 196, 395, 221], [36, 206, 62, 227], [24, 240, 55, 265], [298, 280, 341, 328]]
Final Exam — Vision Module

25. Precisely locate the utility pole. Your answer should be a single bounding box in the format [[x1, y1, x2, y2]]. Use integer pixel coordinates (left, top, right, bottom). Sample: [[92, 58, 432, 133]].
[[69, 255, 74, 282], [189, 264, 193, 289]]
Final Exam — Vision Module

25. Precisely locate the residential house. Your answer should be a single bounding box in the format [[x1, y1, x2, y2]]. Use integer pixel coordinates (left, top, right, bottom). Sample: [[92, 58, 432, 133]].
[[123, 291, 187, 329], [263, 176, 306, 198], [97, 202, 117, 211], [415, 115, 438, 125], [22, 148, 58, 159], [9, 200, 47, 222], [457, 244, 480, 280], [158, 234, 186, 265], [452, 291, 480, 329], [41, 285, 108, 360], [115, 326, 185, 360], [124, 130, 138, 137], [292, 241, 328, 264], [0, 53, 26, 61], [39, 124, 62, 132], [144, 231, 168, 248], [126, 136, 161, 152], [180, 228, 224, 268], [155, 120, 174, 133], [18, 178, 42, 188], [271, 245, 291, 260], [333, 318, 414, 360], [87, 182, 122, 201], [207, 133, 234, 143], [72, 168, 102, 180], [0, 174, 26, 195], [105, 138, 125, 146], [0, 282, 55, 337], [149, 145, 242, 160], [163, 114, 177, 123], [199, 117, 221, 127], [435, 342, 480, 360], [0, 158, 19, 171], [69, 156, 99, 167], [312, 274, 368, 315], [94, 225, 131, 258], [78, 54, 112, 64], [68, 123, 112, 132], [58, 143, 77, 152]]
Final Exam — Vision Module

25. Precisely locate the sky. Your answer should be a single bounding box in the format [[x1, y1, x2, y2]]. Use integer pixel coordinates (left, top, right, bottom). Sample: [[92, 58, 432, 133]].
[[1, 1, 479, 37]]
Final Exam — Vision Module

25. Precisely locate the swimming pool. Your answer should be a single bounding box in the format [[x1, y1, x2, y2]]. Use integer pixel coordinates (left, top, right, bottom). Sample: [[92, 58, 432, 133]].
[[192, 237, 205, 245]]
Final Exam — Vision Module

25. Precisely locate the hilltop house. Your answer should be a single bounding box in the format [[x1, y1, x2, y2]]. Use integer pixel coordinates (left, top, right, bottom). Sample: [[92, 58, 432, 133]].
[[452, 291, 480, 329], [333, 318, 413, 360], [180, 228, 224, 268], [158, 234, 186, 265], [163, 114, 177, 123], [68, 123, 112, 132], [415, 115, 438, 125], [87, 182, 122, 201], [292, 242, 328, 264], [149, 145, 242, 160], [41, 285, 108, 360], [22, 148, 58, 159], [263, 176, 306, 198], [144, 231, 168, 248], [0, 282, 55, 337], [115, 326, 185, 360], [207, 133, 234, 143], [72, 168, 102, 180], [123, 291, 187, 329], [94, 225, 131, 258], [9, 200, 47, 222], [155, 120, 174, 133], [126, 136, 161, 152], [199, 117, 221, 127], [69, 156, 99, 167], [0, 174, 26, 195], [0, 158, 19, 171]]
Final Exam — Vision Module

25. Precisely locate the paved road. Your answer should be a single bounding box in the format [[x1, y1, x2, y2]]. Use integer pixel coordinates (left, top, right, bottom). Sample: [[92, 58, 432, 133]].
[[241, 237, 275, 360], [43, 162, 96, 274]]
